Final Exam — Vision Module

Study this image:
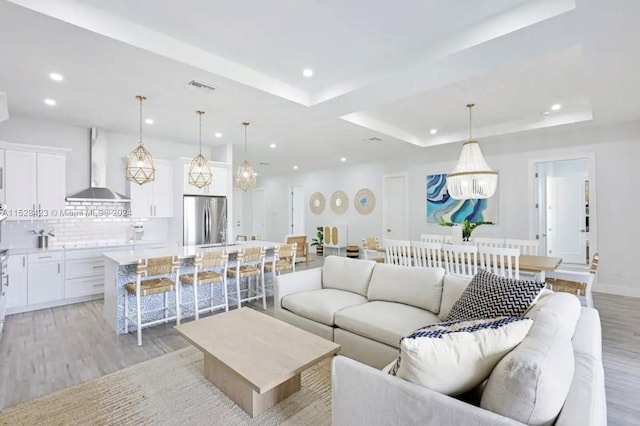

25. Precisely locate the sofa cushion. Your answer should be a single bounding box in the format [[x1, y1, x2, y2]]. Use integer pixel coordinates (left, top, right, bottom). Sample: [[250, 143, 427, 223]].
[[335, 301, 442, 348], [526, 292, 582, 337], [571, 308, 602, 360], [437, 274, 471, 321], [322, 256, 376, 297], [446, 270, 545, 321], [281, 289, 368, 326], [367, 264, 444, 313], [480, 295, 580, 425], [390, 317, 533, 396]]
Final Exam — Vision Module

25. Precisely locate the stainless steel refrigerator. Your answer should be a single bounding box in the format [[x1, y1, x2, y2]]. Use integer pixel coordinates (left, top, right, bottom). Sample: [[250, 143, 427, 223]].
[[183, 195, 228, 246]]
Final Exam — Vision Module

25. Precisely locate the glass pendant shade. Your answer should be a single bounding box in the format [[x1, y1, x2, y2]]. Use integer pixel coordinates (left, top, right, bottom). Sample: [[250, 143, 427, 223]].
[[126, 95, 156, 185], [236, 122, 257, 191], [447, 104, 498, 200], [188, 110, 213, 189]]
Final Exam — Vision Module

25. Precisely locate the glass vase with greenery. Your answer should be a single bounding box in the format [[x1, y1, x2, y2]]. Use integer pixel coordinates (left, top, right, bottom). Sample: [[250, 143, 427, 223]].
[[439, 219, 493, 241]]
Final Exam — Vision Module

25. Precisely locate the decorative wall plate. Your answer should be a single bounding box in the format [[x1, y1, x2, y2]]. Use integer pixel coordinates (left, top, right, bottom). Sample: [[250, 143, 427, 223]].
[[330, 190, 348, 214], [309, 192, 325, 214], [354, 188, 376, 214]]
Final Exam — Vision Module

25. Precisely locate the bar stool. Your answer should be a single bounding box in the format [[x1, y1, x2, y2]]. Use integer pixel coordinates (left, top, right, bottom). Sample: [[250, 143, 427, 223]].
[[179, 251, 229, 320], [227, 246, 266, 309], [264, 243, 297, 277], [124, 256, 181, 346]]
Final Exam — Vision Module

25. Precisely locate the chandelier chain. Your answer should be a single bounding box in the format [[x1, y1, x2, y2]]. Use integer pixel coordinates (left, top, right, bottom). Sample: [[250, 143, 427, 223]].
[[137, 95, 145, 146], [196, 110, 204, 155]]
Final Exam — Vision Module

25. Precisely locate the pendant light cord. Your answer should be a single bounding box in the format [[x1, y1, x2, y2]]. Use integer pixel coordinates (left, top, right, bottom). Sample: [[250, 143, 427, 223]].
[[139, 96, 143, 146], [197, 110, 204, 155], [243, 122, 250, 160], [467, 103, 474, 140]]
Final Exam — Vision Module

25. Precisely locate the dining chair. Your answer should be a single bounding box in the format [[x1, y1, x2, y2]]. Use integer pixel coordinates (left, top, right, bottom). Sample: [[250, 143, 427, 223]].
[[442, 244, 478, 278], [285, 234, 309, 266], [264, 243, 297, 276], [473, 237, 505, 248], [179, 251, 229, 321], [227, 246, 267, 309], [385, 239, 412, 267], [505, 239, 540, 255], [362, 237, 385, 263], [419, 234, 445, 244], [478, 246, 521, 279], [546, 252, 599, 307], [412, 241, 442, 268], [124, 256, 181, 346]]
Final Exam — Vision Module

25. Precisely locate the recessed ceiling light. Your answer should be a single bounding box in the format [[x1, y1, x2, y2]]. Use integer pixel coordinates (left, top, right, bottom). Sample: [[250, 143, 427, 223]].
[[543, 111, 550, 115], [49, 73, 63, 82], [44, 98, 56, 106], [551, 104, 562, 111], [145, 118, 154, 124], [254, 173, 259, 177], [430, 128, 438, 135], [302, 68, 314, 78], [214, 132, 222, 138], [340, 157, 347, 162], [293, 165, 299, 170], [269, 143, 276, 149]]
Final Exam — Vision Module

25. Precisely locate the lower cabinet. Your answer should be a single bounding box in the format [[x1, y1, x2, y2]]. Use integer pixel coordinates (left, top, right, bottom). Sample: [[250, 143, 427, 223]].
[[27, 253, 64, 305], [6, 255, 28, 309]]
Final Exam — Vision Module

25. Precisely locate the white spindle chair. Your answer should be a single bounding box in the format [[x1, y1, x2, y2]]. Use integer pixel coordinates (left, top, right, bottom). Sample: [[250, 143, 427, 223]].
[[412, 241, 442, 268], [505, 239, 540, 255], [419, 234, 445, 244], [473, 237, 505, 248], [385, 239, 412, 267], [478, 246, 521, 279], [442, 244, 478, 278]]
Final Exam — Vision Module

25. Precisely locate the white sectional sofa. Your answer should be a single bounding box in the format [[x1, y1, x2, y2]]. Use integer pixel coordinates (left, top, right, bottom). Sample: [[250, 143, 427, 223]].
[[273, 256, 607, 426]]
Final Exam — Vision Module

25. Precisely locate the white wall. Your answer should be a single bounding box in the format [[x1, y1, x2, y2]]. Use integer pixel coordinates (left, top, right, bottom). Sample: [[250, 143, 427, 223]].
[[256, 121, 640, 297]]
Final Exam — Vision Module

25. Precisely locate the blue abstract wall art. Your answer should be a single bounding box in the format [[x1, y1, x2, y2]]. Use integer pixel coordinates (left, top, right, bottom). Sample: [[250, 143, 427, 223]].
[[426, 173, 499, 223]]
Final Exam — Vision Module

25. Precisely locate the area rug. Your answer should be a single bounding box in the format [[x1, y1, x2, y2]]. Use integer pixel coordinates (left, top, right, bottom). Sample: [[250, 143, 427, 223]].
[[0, 347, 332, 425]]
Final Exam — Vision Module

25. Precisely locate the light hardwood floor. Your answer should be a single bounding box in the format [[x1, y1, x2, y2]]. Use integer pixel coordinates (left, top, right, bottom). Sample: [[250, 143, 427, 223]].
[[0, 263, 638, 425]]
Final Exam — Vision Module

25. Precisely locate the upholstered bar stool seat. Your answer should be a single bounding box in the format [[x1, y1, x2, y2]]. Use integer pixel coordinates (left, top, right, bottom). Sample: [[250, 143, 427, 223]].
[[180, 270, 223, 286], [125, 278, 176, 296]]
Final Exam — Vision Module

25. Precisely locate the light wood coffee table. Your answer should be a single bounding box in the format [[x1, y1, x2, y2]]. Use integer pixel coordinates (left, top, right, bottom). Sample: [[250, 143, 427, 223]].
[[175, 307, 340, 417]]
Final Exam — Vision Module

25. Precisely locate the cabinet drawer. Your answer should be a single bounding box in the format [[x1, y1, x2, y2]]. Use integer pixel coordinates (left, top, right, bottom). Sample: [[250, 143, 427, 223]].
[[65, 276, 104, 298], [65, 258, 104, 279], [28, 251, 63, 264]]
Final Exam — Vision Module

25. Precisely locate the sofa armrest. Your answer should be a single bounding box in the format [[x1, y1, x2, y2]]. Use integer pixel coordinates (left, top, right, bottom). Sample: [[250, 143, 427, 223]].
[[332, 356, 524, 426], [273, 267, 322, 312]]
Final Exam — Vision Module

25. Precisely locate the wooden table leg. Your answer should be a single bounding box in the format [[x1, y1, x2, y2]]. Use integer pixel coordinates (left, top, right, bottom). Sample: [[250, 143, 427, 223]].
[[203, 353, 301, 418]]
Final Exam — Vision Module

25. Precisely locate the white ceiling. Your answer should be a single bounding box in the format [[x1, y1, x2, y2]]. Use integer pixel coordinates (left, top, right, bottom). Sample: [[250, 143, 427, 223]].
[[1, 0, 640, 176]]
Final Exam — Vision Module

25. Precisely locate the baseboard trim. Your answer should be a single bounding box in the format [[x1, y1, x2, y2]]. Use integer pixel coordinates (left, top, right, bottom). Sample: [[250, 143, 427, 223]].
[[593, 283, 640, 299], [6, 294, 103, 316]]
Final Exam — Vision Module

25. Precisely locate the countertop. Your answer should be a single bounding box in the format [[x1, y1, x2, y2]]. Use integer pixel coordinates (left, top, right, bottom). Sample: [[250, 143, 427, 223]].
[[102, 241, 280, 265], [5, 240, 177, 256]]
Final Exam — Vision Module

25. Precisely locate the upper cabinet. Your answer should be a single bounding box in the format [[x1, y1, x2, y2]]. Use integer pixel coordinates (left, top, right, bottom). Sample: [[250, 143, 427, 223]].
[[129, 161, 173, 218], [181, 162, 229, 196], [4, 149, 66, 219]]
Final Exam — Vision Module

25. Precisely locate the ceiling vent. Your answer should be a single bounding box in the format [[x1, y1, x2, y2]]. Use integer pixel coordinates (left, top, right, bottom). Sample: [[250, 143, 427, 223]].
[[365, 136, 383, 142], [258, 162, 270, 166], [187, 79, 217, 93]]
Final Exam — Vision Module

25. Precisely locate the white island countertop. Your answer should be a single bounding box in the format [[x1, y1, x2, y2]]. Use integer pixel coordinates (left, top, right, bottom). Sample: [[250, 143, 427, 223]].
[[102, 241, 280, 265]]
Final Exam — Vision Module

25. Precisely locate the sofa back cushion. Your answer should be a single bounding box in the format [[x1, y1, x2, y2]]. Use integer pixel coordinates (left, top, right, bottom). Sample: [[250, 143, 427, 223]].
[[437, 275, 471, 321], [480, 293, 581, 425], [367, 264, 444, 313], [322, 256, 376, 297]]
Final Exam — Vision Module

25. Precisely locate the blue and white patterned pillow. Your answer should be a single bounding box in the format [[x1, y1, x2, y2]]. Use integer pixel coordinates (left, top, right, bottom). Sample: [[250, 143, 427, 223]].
[[389, 316, 533, 396]]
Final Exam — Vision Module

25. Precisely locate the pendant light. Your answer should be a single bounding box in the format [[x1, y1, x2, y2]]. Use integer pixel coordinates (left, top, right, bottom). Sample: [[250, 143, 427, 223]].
[[236, 121, 257, 191], [446, 103, 498, 200], [188, 110, 213, 188], [125, 95, 155, 185]]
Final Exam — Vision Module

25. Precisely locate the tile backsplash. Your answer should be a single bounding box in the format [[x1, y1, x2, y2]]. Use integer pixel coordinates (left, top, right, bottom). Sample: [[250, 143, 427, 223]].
[[1, 201, 170, 249]]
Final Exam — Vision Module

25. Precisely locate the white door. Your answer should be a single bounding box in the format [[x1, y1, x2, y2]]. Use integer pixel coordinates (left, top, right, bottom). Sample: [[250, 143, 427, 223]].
[[27, 261, 64, 304], [546, 177, 587, 263], [383, 174, 408, 241], [5, 150, 37, 216], [288, 185, 305, 235], [252, 189, 266, 240], [232, 189, 244, 240], [209, 166, 228, 196], [6, 255, 28, 309], [152, 163, 174, 217], [37, 153, 66, 214], [129, 180, 153, 218]]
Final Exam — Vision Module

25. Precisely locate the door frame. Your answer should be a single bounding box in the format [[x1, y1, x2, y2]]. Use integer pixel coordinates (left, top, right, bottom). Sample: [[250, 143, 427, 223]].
[[528, 152, 597, 261], [382, 173, 409, 241], [288, 184, 305, 236]]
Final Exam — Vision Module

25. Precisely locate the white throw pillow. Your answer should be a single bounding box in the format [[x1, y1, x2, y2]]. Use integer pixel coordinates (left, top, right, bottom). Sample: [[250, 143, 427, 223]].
[[389, 317, 533, 396]]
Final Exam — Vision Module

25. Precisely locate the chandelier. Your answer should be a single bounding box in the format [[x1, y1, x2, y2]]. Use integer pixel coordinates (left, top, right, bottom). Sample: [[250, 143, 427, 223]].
[[125, 95, 155, 185], [188, 110, 213, 189], [446, 103, 498, 200], [236, 121, 257, 191]]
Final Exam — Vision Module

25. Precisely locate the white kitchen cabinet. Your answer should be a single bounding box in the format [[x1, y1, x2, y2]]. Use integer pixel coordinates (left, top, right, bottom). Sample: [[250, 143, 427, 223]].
[[5, 150, 37, 214], [0, 149, 5, 203], [130, 162, 173, 218], [182, 163, 229, 196], [6, 254, 28, 309], [27, 253, 64, 305], [36, 153, 66, 213]]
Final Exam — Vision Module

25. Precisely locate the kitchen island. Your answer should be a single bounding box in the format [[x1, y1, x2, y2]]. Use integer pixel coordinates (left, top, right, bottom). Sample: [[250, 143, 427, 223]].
[[102, 241, 279, 335]]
